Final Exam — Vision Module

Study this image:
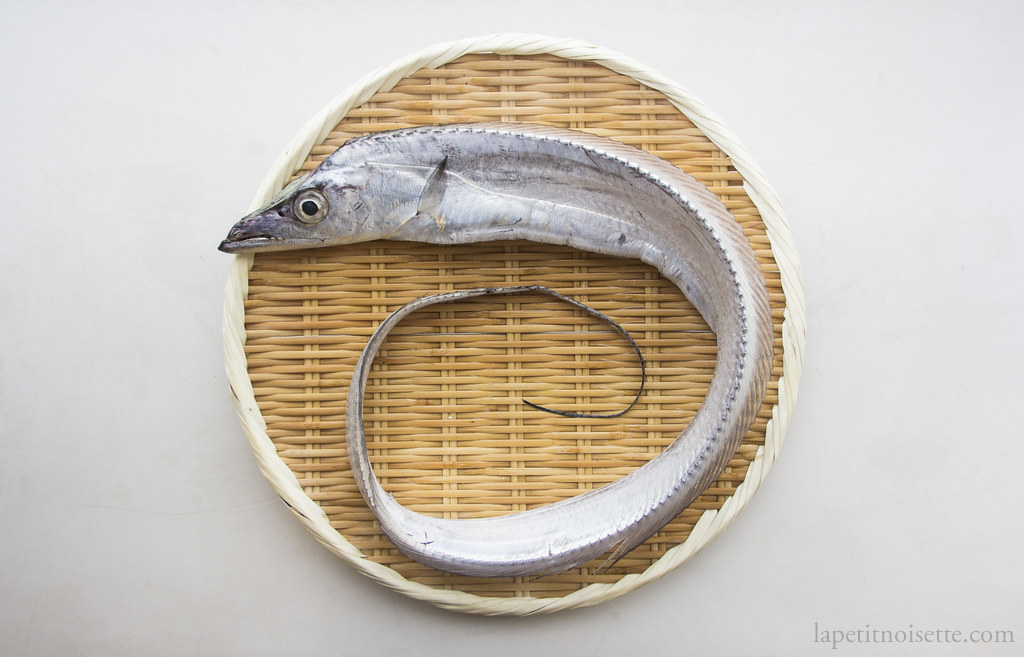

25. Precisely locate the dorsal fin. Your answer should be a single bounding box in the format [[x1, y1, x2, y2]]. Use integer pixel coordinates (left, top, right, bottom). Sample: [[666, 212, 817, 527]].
[[416, 156, 448, 217]]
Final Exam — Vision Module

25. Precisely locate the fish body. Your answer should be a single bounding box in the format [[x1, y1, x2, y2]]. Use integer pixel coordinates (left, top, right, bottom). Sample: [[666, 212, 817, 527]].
[[221, 123, 773, 577]]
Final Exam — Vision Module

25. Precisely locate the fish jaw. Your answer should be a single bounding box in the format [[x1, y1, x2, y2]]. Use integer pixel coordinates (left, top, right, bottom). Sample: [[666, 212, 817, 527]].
[[218, 206, 308, 252]]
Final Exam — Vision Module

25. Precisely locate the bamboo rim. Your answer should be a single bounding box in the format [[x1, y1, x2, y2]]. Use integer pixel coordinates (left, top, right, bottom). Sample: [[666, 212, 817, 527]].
[[222, 34, 805, 615]]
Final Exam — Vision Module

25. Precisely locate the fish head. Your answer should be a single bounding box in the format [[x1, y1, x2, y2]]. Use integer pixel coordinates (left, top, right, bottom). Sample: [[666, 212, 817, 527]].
[[218, 157, 409, 253]]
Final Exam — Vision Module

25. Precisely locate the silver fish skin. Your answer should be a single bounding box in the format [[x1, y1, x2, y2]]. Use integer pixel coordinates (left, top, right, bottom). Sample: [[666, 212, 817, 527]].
[[221, 123, 773, 577]]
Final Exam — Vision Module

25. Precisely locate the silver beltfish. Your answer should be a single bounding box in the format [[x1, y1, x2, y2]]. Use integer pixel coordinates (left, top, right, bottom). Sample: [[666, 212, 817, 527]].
[[220, 122, 773, 577]]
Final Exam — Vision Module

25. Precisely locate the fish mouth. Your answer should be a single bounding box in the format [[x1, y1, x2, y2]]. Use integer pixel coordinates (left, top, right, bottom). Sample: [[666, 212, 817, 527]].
[[218, 235, 307, 253]]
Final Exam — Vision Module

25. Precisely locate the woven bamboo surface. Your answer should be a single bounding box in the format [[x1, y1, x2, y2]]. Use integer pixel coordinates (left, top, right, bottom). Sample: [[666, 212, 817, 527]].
[[242, 52, 785, 600]]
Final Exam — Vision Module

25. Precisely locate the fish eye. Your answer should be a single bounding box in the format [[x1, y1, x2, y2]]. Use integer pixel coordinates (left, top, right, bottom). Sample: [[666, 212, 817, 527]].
[[293, 189, 328, 224]]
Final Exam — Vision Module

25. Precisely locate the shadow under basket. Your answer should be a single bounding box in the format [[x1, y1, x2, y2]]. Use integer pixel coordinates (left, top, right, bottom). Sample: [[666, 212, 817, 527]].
[[223, 35, 804, 615]]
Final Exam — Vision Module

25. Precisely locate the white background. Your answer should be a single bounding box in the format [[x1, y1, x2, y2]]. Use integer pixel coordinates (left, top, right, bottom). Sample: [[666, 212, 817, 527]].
[[2, 1, 1022, 655]]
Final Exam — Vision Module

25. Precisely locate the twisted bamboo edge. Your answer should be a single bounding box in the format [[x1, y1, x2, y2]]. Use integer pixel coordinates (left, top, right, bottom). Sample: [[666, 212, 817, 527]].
[[221, 33, 806, 615]]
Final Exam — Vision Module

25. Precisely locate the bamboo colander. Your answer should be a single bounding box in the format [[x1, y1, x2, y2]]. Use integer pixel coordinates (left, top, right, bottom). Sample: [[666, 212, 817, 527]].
[[222, 34, 804, 615]]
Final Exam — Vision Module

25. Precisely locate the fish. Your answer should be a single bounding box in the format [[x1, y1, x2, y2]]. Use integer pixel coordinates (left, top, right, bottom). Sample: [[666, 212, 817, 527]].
[[220, 122, 774, 577]]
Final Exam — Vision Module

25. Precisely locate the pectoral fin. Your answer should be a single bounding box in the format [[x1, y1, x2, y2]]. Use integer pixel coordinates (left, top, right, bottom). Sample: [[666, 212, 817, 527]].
[[416, 156, 448, 218]]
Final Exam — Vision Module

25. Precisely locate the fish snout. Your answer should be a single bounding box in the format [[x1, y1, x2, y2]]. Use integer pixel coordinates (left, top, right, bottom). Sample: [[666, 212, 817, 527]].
[[219, 220, 251, 248], [218, 221, 254, 252], [218, 210, 287, 253]]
